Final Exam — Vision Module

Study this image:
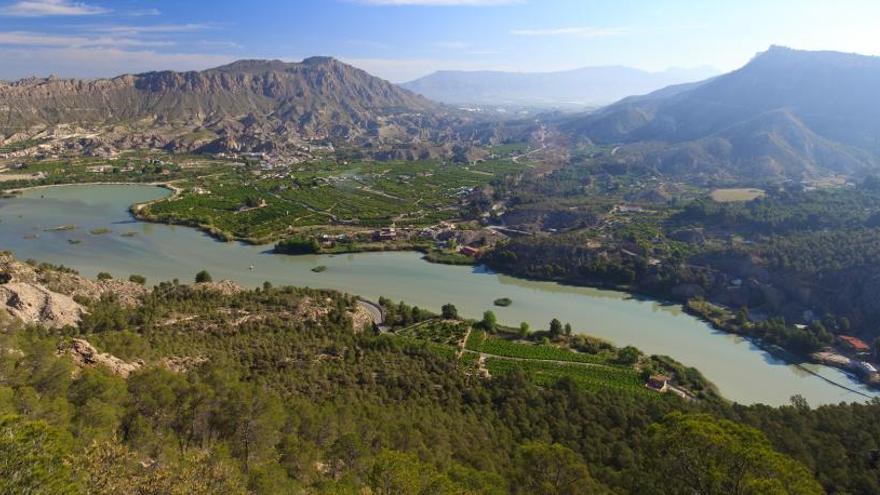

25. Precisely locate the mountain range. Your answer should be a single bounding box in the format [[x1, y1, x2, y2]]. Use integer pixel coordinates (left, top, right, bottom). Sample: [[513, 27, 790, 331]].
[[402, 66, 719, 109], [563, 46, 880, 183], [0, 57, 474, 159]]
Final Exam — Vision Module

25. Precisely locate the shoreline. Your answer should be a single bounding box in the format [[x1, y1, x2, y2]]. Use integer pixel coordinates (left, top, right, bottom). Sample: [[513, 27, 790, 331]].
[[7, 181, 876, 401]]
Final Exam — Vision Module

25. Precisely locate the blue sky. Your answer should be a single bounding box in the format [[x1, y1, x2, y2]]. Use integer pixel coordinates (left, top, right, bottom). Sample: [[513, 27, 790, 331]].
[[0, 0, 878, 81]]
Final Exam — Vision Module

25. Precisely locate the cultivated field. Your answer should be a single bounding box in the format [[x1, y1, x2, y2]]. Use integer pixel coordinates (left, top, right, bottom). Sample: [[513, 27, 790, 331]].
[[710, 188, 766, 202]]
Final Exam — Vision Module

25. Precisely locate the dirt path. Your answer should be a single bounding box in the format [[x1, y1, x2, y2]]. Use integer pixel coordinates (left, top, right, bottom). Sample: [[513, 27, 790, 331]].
[[457, 326, 472, 358]]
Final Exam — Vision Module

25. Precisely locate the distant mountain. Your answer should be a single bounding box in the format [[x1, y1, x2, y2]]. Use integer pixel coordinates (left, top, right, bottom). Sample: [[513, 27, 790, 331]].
[[401, 66, 719, 108], [0, 57, 475, 159], [563, 46, 880, 183]]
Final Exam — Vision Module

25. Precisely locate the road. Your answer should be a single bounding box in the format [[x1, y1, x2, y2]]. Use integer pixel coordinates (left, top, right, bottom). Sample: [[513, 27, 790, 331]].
[[356, 299, 389, 331]]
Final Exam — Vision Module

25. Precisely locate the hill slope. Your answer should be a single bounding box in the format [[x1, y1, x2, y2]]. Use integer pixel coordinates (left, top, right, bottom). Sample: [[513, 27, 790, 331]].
[[402, 65, 717, 108], [0, 57, 472, 158], [563, 46, 880, 182]]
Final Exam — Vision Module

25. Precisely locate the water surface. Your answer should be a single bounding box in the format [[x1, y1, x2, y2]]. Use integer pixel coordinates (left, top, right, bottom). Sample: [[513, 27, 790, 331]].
[[1, 184, 876, 406]]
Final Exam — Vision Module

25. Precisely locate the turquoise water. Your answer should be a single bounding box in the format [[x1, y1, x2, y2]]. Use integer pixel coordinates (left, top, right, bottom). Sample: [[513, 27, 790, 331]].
[[0, 183, 876, 406]]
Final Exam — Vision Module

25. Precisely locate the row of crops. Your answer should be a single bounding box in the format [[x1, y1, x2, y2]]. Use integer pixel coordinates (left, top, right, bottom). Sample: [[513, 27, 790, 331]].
[[396, 320, 469, 346], [484, 358, 654, 396], [142, 158, 526, 240], [465, 330, 609, 364]]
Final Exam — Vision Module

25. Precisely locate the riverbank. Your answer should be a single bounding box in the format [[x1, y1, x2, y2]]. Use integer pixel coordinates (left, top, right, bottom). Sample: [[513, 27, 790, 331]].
[[3, 183, 876, 405], [480, 256, 880, 396]]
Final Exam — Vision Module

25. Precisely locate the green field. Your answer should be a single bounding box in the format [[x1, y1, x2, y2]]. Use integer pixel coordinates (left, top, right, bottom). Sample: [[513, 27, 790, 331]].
[[0, 153, 233, 190], [466, 330, 609, 364], [143, 158, 526, 242], [484, 358, 653, 396], [395, 319, 469, 346]]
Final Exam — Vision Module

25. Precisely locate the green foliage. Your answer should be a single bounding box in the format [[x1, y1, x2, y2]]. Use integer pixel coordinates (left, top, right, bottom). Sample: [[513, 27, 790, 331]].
[[513, 442, 607, 495], [274, 236, 320, 255], [128, 274, 146, 285], [440, 303, 458, 320], [0, 279, 864, 494], [0, 415, 79, 494], [644, 413, 824, 495], [481, 310, 497, 332], [96, 272, 113, 281], [194, 270, 213, 283]]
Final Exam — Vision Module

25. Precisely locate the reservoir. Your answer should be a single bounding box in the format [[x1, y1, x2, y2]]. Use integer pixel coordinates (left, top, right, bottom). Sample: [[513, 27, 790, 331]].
[[1, 183, 877, 406]]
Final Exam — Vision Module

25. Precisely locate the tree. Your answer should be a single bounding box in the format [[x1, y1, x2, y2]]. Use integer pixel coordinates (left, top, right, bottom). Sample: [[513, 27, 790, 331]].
[[481, 310, 497, 332], [616, 346, 640, 365], [441, 303, 458, 320], [513, 442, 604, 495], [96, 272, 113, 281], [0, 415, 79, 494], [549, 318, 563, 339], [645, 413, 824, 495], [735, 306, 749, 326], [128, 274, 146, 285], [195, 270, 213, 283], [564, 323, 572, 337], [518, 322, 530, 338]]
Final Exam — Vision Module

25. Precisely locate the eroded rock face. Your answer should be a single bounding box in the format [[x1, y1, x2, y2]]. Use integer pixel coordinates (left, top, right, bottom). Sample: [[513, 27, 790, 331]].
[[0, 282, 84, 329], [60, 338, 142, 378]]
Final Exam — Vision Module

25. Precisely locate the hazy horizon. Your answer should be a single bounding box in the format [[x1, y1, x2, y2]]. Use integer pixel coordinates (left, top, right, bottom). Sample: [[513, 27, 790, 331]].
[[0, 0, 878, 82]]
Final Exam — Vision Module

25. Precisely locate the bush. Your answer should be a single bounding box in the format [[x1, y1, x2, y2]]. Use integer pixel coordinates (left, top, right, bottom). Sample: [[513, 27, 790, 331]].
[[195, 270, 213, 283], [128, 274, 146, 285], [274, 237, 320, 255], [97, 272, 113, 281]]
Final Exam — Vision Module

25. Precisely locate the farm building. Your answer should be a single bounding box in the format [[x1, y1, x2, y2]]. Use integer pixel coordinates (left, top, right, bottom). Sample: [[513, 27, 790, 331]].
[[646, 375, 669, 392], [838, 335, 870, 354]]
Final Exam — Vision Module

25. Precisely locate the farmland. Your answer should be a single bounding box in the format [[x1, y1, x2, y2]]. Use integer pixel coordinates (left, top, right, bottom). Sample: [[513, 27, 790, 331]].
[[483, 358, 655, 396], [0, 153, 233, 190], [710, 187, 766, 202], [388, 321, 657, 395], [141, 158, 526, 243], [465, 330, 611, 364]]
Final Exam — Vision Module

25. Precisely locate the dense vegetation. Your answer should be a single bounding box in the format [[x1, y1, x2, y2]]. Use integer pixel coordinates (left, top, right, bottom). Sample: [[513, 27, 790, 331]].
[[1, 277, 879, 493], [483, 163, 880, 354]]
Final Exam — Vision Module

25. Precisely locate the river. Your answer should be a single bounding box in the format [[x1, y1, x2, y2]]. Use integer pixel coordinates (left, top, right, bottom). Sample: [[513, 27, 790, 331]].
[[0, 183, 876, 406]]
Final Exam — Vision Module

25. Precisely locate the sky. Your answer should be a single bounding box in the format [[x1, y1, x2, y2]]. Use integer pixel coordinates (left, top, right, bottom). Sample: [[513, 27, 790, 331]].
[[0, 0, 878, 82]]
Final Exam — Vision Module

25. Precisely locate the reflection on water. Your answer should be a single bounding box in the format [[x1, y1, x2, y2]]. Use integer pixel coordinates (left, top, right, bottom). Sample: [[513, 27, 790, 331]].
[[0, 184, 877, 407]]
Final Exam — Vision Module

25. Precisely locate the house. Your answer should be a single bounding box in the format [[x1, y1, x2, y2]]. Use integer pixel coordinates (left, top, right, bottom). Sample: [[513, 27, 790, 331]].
[[839, 335, 871, 354], [646, 375, 669, 393], [376, 228, 397, 241]]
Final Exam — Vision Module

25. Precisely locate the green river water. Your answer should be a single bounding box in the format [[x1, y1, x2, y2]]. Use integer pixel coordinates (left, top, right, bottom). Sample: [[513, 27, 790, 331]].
[[1, 184, 876, 406]]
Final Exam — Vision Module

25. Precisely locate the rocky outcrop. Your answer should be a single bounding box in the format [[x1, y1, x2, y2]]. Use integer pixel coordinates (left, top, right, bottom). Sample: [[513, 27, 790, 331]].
[[59, 338, 142, 378], [0, 282, 83, 329], [0, 253, 147, 308]]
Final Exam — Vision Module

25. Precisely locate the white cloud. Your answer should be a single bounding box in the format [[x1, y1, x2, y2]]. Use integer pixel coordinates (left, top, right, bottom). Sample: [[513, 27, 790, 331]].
[[0, 0, 109, 17], [93, 24, 211, 35], [511, 26, 630, 38], [356, 0, 520, 6], [0, 31, 173, 48]]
